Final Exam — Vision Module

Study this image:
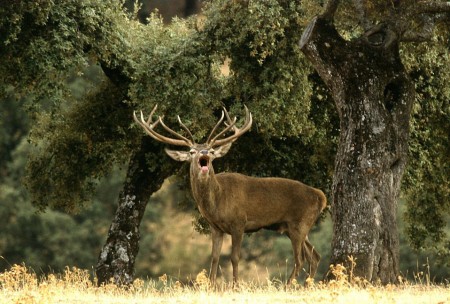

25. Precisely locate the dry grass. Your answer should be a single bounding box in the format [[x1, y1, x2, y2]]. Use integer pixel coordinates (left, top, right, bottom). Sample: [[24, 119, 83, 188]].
[[1, 263, 449, 304]]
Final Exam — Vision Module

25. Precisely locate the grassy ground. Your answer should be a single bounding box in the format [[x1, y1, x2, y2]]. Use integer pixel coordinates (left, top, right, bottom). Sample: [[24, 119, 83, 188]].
[[1, 264, 449, 304]]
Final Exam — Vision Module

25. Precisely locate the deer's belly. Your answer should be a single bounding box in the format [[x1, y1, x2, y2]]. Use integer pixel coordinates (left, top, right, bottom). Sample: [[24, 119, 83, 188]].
[[244, 221, 288, 234]]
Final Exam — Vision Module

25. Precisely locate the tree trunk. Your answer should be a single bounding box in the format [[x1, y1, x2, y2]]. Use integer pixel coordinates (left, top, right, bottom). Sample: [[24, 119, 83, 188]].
[[95, 137, 173, 285], [300, 17, 414, 283]]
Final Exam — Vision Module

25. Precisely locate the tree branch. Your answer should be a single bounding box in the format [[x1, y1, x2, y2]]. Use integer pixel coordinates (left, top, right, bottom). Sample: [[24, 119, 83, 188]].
[[358, 22, 399, 50], [416, 1, 450, 14], [322, 0, 341, 21], [401, 14, 435, 42], [401, 13, 448, 42], [353, 0, 373, 30]]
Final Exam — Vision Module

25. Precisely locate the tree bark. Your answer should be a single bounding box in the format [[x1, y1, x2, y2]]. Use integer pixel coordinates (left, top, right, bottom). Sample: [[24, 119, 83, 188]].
[[95, 137, 174, 285], [300, 17, 414, 283]]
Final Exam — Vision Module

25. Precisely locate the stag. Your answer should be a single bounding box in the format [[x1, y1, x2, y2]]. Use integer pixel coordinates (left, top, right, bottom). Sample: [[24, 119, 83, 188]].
[[133, 105, 326, 284]]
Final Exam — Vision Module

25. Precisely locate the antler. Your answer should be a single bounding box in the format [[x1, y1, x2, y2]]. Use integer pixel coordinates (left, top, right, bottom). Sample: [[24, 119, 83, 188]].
[[133, 105, 194, 147], [207, 105, 252, 147]]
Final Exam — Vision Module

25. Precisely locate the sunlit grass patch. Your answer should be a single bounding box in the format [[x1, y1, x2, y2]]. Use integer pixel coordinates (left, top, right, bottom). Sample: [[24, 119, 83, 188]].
[[0, 263, 449, 304]]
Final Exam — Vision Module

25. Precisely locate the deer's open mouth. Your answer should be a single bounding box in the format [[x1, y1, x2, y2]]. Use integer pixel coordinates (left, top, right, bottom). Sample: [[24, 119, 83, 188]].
[[199, 156, 209, 174], [199, 156, 209, 167]]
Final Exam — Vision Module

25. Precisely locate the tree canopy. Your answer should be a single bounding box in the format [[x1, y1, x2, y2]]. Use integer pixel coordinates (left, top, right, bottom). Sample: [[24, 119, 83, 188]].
[[1, 0, 326, 211], [299, 0, 449, 276]]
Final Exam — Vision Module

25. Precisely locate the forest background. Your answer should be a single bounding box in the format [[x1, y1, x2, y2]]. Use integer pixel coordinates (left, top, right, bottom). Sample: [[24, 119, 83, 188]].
[[0, 0, 449, 284]]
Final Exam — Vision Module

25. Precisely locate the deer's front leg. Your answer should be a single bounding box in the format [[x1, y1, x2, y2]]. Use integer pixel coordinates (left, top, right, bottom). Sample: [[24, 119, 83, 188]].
[[230, 232, 244, 285], [209, 227, 224, 284]]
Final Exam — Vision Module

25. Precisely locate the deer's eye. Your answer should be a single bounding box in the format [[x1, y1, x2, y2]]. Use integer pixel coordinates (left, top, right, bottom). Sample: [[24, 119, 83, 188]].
[[189, 149, 196, 155], [210, 149, 215, 154]]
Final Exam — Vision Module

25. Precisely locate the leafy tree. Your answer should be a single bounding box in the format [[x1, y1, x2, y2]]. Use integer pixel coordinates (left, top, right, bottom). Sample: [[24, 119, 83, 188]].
[[299, 0, 449, 283], [402, 41, 450, 266]]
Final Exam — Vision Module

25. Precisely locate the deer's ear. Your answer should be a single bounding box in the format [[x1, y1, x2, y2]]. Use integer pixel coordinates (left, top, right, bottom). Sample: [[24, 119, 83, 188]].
[[214, 142, 233, 158], [165, 149, 191, 162]]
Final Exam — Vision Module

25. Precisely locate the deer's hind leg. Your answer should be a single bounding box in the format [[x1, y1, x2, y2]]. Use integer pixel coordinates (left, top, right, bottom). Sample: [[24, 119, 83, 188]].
[[286, 222, 309, 284], [302, 238, 321, 279]]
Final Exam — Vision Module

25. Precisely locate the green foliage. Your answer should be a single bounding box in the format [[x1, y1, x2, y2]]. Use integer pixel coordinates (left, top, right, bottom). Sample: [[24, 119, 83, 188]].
[[0, 0, 134, 211], [0, 0, 133, 106], [130, 0, 318, 138], [127, 15, 226, 141], [2, 0, 329, 213], [201, 0, 315, 136], [401, 38, 450, 264], [0, 137, 121, 273], [0, 93, 29, 179], [24, 81, 133, 212]]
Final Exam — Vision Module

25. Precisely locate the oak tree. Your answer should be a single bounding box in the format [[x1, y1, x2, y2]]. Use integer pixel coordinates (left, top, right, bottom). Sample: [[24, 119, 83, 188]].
[[300, 0, 450, 283]]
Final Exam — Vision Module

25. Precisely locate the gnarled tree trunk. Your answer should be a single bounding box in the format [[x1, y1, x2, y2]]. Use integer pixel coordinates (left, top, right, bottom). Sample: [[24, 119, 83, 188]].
[[300, 17, 414, 283], [95, 138, 173, 285]]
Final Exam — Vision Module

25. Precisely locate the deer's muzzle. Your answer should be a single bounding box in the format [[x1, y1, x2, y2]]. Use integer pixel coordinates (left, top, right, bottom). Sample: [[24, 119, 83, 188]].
[[199, 155, 209, 174]]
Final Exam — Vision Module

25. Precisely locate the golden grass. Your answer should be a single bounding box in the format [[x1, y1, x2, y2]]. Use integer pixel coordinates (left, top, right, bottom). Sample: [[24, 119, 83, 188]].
[[1, 264, 449, 304]]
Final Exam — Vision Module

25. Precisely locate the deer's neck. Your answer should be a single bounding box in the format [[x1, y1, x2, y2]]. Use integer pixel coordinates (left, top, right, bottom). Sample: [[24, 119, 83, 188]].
[[189, 167, 221, 216]]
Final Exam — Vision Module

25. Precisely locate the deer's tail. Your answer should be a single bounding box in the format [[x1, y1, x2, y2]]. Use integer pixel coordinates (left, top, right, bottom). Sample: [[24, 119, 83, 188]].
[[316, 189, 327, 215]]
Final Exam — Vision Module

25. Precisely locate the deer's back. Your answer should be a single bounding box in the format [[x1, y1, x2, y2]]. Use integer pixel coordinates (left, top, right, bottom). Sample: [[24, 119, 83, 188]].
[[216, 173, 326, 227]]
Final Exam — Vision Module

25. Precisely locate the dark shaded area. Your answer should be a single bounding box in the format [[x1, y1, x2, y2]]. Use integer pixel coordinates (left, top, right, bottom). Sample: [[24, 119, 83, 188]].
[[124, 0, 203, 24]]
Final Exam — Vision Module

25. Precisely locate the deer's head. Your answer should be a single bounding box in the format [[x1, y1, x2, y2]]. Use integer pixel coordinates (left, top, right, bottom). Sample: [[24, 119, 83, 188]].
[[133, 105, 252, 179]]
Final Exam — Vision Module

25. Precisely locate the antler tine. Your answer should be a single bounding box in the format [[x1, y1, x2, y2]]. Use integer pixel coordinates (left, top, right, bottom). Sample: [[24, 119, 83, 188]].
[[206, 110, 225, 144], [133, 110, 165, 143], [145, 104, 159, 126], [222, 106, 232, 123], [133, 105, 193, 147], [209, 116, 237, 145], [177, 115, 195, 144], [209, 105, 252, 147], [159, 117, 194, 145]]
